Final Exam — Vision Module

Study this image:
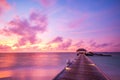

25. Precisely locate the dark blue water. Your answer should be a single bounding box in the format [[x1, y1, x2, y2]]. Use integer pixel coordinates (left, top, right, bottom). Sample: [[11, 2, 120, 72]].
[[89, 52, 120, 80], [0, 52, 119, 80]]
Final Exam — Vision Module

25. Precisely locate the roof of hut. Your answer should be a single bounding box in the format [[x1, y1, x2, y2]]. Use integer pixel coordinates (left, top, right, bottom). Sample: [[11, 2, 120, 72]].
[[76, 48, 87, 52]]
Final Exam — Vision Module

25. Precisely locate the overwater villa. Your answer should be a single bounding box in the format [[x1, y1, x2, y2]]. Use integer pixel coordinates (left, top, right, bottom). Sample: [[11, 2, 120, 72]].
[[76, 48, 95, 56], [76, 48, 87, 56]]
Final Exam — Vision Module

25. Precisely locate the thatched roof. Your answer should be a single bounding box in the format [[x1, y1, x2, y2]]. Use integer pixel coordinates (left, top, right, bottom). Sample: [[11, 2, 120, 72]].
[[76, 48, 87, 52]]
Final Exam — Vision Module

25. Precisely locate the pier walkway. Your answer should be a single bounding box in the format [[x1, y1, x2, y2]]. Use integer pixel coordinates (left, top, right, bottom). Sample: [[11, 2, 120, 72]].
[[53, 54, 110, 80]]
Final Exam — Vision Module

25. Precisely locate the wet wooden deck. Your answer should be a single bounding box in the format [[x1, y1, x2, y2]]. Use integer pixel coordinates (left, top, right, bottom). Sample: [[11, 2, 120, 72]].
[[53, 54, 110, 80]]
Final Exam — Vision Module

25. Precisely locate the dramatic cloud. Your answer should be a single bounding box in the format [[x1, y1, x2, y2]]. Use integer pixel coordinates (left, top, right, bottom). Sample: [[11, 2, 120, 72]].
[[0, 0, 11, 15], [39, 0, 56, 7], [1, 10, 47, 46]]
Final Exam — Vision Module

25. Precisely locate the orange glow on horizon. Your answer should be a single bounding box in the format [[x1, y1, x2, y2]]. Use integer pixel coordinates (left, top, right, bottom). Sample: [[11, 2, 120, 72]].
[[0, 70, 12, 78]]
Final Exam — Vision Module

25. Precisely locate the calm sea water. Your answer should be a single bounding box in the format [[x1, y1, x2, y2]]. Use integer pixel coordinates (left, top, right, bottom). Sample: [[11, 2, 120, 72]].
[[89, 52, 120, 80], [0, 52, 120, 80]]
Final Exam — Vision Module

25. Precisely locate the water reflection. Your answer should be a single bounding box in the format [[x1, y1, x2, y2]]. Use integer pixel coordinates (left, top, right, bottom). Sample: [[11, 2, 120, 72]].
[[13, 68, 59, 80], [0, 70, 12, 79], [33, 54, 60, 67], [0, 54, 15, 68], [0, 53, 75, 80]]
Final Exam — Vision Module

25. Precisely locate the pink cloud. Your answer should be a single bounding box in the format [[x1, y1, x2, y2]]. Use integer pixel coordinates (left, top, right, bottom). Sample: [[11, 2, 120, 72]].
[[113, 43, 120, 47], [57, 39, 72, 50], [38, 0, 56, 7], [0, 29, 12, 36], [74, 41, 84, 47], [0, 0, 11, 15], [1, 10, 47, 46], [89, 40, 112, 48], [47, 36, 72, 50], [30, 11, 47, 28], [48, 36, 63, 44], [0, 45, 11, 51]]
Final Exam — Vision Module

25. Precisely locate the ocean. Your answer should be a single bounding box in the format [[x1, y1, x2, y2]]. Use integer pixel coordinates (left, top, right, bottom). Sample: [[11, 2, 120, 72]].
[[89, 52, 120, 80], [0, 52, 120, 80]]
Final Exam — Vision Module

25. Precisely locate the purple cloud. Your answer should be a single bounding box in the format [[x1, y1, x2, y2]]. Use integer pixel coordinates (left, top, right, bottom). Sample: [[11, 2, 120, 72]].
[[58, 39, 72, 50], [114, 43, 120, 47], [74, 40, 84, 47], [89, 40, 111, 48], [47, 36, 72, 50], [48, 36, 63, 44]]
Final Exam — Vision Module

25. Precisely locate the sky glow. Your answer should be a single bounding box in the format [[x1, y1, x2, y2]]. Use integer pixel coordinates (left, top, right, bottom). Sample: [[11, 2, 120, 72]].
[[0, 0, 120, 52]]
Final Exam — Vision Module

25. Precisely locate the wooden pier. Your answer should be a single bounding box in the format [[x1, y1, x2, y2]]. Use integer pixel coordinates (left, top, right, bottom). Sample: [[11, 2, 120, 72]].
[[53, 54, 110, 80]]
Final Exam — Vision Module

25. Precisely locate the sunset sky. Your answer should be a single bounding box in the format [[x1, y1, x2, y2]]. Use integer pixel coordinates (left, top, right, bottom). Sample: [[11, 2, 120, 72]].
[[0, 0, 120, 52]]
